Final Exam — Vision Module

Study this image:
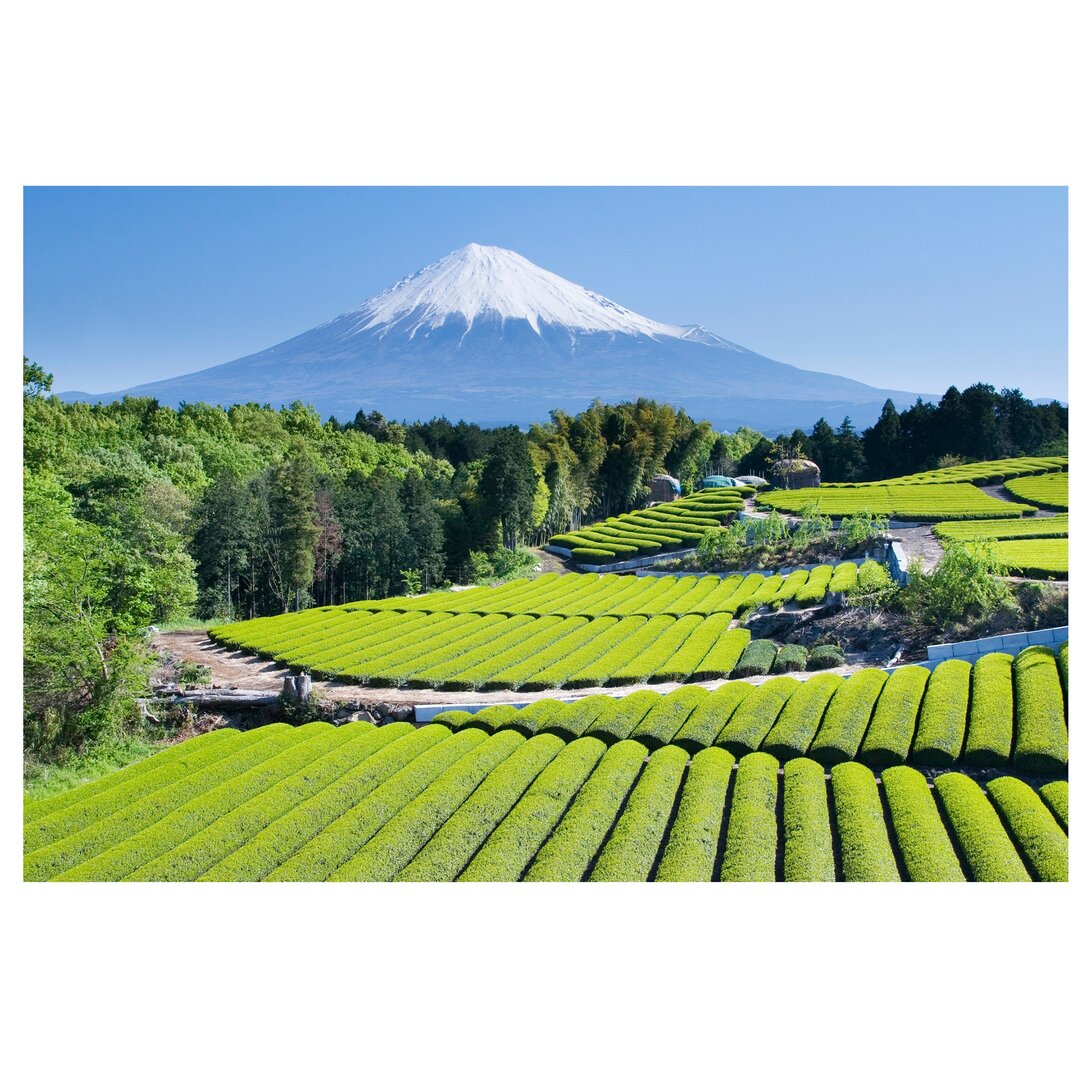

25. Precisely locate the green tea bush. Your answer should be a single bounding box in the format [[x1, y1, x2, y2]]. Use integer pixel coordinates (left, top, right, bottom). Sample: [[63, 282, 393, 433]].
[[654, 747, 735, 882], [781, 757, 835, 881], [859, 665, 930, 768], [985, 776, 1068, 882], [830, 761, 900, 882], [590, 745, 689, 881], [761, 673, 843, 760], [1039, 780, 1068, 831], [808, 668, 889, 765], [525, 740, 648, 881], [672, 681, 754, 753], [719, 751, 779, 882], [1012, 645, 1068, 775], [933, 772, 1030, 882], [808, 644, 844, 670], [630, 686, 709, 750], [730, 638, 778, 678], [910, 659, 971, 767], [458, 737, 607, 881], [717, 677, 800, 756], [773, 643, 809, 673], [962, 652, 1015, 768], [881, 767, 965, 882]]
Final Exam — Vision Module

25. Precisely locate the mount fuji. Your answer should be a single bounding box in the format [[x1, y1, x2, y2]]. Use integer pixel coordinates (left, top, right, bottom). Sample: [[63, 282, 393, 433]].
[[60, 243, 927, 431]]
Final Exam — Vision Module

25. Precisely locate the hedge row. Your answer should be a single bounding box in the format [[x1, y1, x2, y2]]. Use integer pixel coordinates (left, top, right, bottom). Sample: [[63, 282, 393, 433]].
[[201, 723, 440, 881], [1013, 646, 1068, 774], [809, 668, 889, 765], [267, 729, 490, 881], [859, 664, 929, 768], [962, 652, 1014, 768], [881, 766, 965, 882], [329, 730, 526, 881], [718, 677, 800, 756], [590, 745, 690, 881], [525, 740, 649, 881], [985, 776, 1068, 882], [730, 638, 778, 678], [781, 757, 835, 881], [459, 737, 608, 881], [654, 747, 735, 882], [830, 761, 901, 882], [396, 734, 566, 881], [934, 772, 1031, 882], [910, 659, 971, 767], [1039, 780, 1068, 832], [719, 751, 779, 881], [761, 672, 843, 761]]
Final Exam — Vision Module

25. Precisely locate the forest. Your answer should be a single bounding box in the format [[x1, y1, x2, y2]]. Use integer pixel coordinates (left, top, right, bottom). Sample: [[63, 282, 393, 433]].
[[23, 356, 1066, 759]]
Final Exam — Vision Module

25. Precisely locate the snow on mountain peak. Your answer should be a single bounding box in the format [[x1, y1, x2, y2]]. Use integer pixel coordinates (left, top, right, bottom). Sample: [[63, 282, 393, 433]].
[[350, 243, 689, 338]]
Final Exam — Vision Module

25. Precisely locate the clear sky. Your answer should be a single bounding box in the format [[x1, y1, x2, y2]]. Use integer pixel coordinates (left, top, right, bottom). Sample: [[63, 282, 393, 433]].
[[24, 186, 1067, 401]]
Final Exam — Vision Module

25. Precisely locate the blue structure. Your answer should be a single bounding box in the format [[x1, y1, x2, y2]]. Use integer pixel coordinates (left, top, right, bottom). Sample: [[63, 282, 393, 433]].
[[700, 474, 738, 488]]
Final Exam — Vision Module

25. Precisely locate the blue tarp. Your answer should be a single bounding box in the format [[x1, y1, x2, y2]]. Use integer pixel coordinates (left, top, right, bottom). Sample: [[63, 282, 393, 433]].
[[701, 475, 738, 488]]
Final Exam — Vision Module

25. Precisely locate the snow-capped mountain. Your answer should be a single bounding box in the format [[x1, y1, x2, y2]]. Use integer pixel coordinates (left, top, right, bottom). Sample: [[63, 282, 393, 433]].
[[60, 243, 927, 430]]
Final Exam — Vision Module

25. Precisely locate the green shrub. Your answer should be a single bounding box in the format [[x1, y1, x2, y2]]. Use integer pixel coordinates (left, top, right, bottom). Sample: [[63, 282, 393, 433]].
[[536, 696, 611, 740], [795, 565, 833, 607], [962, 652, 1015, 768], [773, 644, 809, 672], [652, 614, 733, 681], [881, 766, 965, 882], [808, 668, 889, 765], [267, 729, 489, 881], [329, 730, 525, 881], [201, 724, 444, 881], [769, 570, 809, 609], [761, 673, 843, 761], [571, 546, 617, 563], [717, 677, 800, 756], [26, 724, 312, 879], [396, 734, 566, 881], [808, 644, 844, 670], [830, 761, 900, 882], [933, 772, 1030, 881], [782, 757, 835, 881], [125, 724, 401, 882], [693, 627, 752, 680], [654, 747, 735, 882], [859, 665, 930, 768], [562, 616, 651, 687], [828, 561, 859, 594], [672, 681, 754, 753], [985, 776, 1068, 882], [584, 690, 663, 744], [730, 638, 779, 678], [607, 617, 699, 685], [910, 659, 971, 767], [590, 745, 690, 881], [1039, 780, 1068, 831], [526, 740, 648, 881], [458, 737, 608, 881], [630, 686, 709, 751], [719, 751, 780, 881], [1012, 645, 1068, 775]]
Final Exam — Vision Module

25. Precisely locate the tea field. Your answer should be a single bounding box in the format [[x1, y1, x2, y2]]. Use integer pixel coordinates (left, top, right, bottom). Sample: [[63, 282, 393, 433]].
[[25, 698, 1067, 882], [1004, 470, 1069, 511], [210, 565, 870, 690]]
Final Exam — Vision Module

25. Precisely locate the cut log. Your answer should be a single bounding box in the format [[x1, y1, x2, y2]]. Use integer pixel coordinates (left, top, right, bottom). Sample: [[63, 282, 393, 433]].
[[142, 690, 281, 709]]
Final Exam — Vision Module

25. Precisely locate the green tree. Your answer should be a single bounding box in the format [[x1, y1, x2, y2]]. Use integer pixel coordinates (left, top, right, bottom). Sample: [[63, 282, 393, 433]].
[[23, 356, 53, 397], [479, 427, 538, 550]]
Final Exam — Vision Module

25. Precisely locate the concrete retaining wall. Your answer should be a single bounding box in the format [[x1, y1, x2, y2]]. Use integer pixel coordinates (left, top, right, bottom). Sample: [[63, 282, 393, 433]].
[[926, 625, 1068, 662]]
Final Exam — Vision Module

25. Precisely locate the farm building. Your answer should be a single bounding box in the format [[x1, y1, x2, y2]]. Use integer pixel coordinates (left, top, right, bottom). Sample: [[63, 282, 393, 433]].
[[771, 459, 821, 489], [647, 474, 682, 501], [700, 474, 739, 489]]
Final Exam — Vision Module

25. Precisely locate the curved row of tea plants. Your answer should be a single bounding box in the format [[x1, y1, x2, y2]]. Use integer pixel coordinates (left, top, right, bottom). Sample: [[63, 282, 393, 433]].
[[1004, 471, 1069, 511], [933, 514, 1069, 542], [548, 489, 749, 562], [757, 482, 1036, 522], [25, 721, 1066, 882], [825, 455, 1066, 488], [979, 538, 1069, 580], [432, 644, 1068, 774]]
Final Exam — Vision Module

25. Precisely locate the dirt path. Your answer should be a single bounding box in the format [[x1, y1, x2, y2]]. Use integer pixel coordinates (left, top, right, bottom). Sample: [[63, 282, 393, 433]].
[[152, 629, 871, 709], [893, 525, 944, 571]]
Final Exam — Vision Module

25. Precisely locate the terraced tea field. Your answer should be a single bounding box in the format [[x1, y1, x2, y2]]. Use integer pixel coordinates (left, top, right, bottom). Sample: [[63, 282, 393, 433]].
[[933, 514, 1069, 542], [984, 538, 1068, 579], [1004, 470, 1069, 511], [548, 488, 748, 562], [827, 455, 1066, 487], [25, 713, 1067, 882], [210, 565, 869, 690], [758, 482, 1036, 521], [431, 644, 1068, 774]]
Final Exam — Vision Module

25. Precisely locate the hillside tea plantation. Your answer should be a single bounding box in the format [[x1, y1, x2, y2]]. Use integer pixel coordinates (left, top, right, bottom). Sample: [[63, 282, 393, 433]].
[[1004, 471, 1069, 511], [757, 482, 1037, 521], [823, 455, 1066, 487], [25, 708, 1067, 882], [548, 488, 749, 562], [933, 514, 1069, 542], [210, 565, 869, 690]]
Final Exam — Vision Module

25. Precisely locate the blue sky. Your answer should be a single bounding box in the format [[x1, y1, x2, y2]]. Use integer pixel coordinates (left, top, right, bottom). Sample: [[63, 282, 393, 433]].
[[24, 186, 1067, 400]]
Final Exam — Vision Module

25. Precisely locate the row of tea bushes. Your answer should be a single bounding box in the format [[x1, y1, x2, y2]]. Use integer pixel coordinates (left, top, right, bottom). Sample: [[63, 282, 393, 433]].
[[26, 722, 1065, 882], [431, 644, 1067, 774]]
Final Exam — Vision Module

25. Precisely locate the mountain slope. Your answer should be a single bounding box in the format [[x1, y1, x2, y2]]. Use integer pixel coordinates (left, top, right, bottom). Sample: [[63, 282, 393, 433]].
[[60, 243, 928, 430]]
